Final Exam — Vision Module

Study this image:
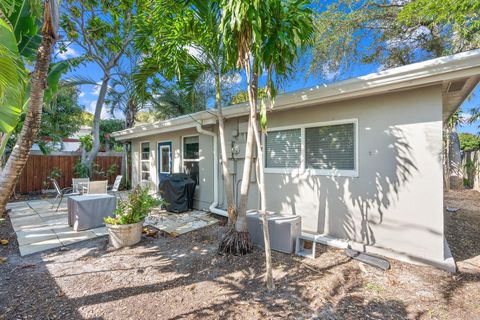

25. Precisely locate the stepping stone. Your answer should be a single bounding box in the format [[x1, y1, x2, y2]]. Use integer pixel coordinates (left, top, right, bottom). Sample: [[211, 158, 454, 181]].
[[19, 238, 62, 256]]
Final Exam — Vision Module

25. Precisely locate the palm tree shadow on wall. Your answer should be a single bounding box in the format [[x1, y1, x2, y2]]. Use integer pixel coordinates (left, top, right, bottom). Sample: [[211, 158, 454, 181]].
[[277, 126, 418, 249]]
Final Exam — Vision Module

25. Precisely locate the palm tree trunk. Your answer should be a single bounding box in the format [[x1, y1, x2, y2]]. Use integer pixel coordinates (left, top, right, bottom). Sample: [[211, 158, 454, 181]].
[[251, 110, 275, 291], [0, 7, 57, 216], [214, 73, 236, 226], [218, 55, 255, 255]]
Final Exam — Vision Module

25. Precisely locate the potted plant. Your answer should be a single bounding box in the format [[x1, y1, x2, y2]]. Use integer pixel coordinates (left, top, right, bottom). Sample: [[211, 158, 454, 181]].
[[104, 185, 163, 249]]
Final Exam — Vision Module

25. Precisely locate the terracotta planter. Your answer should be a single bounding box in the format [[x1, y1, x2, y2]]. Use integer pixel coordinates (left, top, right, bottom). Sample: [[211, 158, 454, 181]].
[[106, 219, 144, 249]]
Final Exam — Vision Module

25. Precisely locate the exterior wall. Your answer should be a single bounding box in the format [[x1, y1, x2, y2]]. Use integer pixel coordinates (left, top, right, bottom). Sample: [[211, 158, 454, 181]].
[[218, 85, 448, 268], [128, 85, 449, 268], [130, 128, 215, 210]]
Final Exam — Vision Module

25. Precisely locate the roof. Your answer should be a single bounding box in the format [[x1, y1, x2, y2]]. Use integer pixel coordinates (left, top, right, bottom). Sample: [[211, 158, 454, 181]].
[[112, 49, 480, 141]]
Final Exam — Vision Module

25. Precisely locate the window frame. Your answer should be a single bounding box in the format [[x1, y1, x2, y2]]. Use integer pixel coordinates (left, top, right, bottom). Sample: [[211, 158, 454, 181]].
[[157, 140, 172, 175], [263, 118, 358, 177], [181, 134, 200, 186], [140, 141, 151, 182]]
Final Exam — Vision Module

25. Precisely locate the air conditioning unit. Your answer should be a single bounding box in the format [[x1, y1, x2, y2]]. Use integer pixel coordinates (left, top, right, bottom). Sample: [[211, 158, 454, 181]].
[[246, 211, 301, 253]]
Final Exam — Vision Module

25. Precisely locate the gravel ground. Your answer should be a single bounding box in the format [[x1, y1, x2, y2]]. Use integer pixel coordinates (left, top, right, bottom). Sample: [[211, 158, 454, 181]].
[[0, 190, 479, 320]]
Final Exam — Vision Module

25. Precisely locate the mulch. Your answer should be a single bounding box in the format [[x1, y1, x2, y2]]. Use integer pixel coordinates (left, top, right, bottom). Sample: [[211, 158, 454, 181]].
[[0, 190, 479, 319]]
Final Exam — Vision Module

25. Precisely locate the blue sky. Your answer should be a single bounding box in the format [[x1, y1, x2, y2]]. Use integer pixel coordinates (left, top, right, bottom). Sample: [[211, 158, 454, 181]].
[[54, 40, 479, 135]]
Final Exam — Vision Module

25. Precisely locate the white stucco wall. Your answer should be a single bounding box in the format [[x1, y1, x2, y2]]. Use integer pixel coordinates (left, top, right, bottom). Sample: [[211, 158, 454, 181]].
[[129, 84, 450, 269]]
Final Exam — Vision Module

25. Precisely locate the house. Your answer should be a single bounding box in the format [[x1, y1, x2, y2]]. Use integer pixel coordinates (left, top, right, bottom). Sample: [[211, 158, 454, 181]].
[[32, 125, 92, 152], [111, 49, 480, 271]]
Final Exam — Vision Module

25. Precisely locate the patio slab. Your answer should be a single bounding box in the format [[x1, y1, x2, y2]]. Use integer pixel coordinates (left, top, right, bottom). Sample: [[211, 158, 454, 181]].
[[7, 198, 109, 256]]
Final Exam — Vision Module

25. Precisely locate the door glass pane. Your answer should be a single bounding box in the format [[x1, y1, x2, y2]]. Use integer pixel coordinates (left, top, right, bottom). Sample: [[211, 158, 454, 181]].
[[161, 147, 170, 173], [141, 172, 150, 181], [184, 161, 199, 185], [183, 136, 199, 159], [141, 162, 149, 171]]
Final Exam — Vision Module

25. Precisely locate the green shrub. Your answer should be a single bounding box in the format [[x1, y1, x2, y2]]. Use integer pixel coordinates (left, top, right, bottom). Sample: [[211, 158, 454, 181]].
[[104, 185, 163, 225]]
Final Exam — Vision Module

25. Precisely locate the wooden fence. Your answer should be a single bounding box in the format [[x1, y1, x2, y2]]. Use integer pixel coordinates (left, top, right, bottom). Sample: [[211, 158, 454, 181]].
[[15, 152, 122, 194], [462, 150, 480, 191]]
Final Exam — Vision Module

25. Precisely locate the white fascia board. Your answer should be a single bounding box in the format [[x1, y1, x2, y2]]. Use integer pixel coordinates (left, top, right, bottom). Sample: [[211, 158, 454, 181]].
[[113, 49, 480, 140]]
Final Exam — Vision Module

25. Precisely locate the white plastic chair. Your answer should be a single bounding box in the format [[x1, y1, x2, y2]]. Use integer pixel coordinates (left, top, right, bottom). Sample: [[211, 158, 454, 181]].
[[86, 180, 108, 194]]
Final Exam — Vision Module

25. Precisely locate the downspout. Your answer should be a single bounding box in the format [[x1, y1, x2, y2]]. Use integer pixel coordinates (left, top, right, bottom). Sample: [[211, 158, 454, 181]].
[[196, 125, 228, 217]]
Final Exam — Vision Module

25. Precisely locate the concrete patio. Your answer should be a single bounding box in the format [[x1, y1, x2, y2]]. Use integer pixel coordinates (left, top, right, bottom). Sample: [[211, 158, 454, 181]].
[[7, 197, 220, 256], [7, 199, 108, 256]]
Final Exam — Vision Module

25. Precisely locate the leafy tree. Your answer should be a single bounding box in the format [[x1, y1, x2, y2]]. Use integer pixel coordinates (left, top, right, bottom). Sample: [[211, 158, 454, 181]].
[[61, 0, 136, 171], [220, 0, 314, 291], [137, 0, 240, 232], [230, 87, 268, 105], [310, 0, 480, 78], [0, 0, 60, 216], [459, 133, 480, 152], [37, 86, 83, 152], [99, 119, 124, 151]]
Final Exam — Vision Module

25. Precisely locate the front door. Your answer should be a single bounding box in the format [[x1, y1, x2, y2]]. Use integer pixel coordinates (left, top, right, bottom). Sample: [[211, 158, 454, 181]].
[[158, 142, 172, 183]]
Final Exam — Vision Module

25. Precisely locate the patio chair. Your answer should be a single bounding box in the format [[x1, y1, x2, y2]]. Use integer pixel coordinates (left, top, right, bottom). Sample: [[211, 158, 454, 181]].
[[108, 175, 123, 198], [85, 180, 108, 194], [51, 178, 80, 212], [72, 178, 89, 194]]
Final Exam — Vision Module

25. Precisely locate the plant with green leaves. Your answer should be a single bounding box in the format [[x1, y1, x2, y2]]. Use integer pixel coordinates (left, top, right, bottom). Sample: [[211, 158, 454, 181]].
[[0, 0, 61, 216], [104, 185, 163, 225], [61, 0, 137, 171], [136, 0, 241, 230], [309, 0, 480, 78], [220, 0, 314, 291]]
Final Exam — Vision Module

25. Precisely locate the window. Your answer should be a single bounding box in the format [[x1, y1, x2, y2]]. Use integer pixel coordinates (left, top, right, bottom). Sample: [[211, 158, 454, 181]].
[[305, 123, 355, 171], [264, 120, 357, 176], [140, 142, 150, 181], [159, 145, 171, 174], [265, 129, 301, 168], [183, 136, 199, 185]]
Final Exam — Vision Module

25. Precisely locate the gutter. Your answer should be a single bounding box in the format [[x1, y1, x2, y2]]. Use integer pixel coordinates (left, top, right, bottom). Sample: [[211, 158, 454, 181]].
[[195, 125, 228, 217]]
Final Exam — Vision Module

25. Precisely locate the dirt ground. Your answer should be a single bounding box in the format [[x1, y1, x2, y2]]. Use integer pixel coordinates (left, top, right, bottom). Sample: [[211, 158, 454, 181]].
[[1, 190, 479, 320]]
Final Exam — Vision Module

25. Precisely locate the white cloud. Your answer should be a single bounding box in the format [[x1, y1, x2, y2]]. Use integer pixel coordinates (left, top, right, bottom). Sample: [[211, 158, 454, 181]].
[[78, 91, 85, 98], [56, 47, 79, 60], [321, 64, 339, 81], [92, 82, 102, 96]]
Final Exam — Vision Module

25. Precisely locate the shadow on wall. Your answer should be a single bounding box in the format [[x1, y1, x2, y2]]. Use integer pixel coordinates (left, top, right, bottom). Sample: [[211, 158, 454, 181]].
[[278, 126, 418, 249]]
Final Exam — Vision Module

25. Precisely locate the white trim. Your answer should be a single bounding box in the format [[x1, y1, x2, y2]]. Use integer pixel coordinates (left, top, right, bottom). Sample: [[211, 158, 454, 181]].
[[264, 118, 359, 177], [112, 49, 480, 141], [181, 135, 200, 186], [139, 141, 151, 182], [158, 141, 172, 175]]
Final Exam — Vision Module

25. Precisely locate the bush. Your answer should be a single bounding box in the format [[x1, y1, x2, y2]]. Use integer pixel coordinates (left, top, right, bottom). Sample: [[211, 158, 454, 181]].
[[104, 185, 163, 225]]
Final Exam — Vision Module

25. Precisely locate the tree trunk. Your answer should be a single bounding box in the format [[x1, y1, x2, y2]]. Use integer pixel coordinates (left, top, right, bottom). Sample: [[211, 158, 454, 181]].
[[0, 11, 56, 216], [214, 73, 236, 226], [82, 74, 110, 171], [251, 109, 275, 292], [449, 130, 463, 190], [218, 55, 255, 255]]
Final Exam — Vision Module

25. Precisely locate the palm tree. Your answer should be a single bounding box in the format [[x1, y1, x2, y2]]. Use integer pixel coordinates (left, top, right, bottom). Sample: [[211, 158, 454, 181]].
[[0, 0, 60, 216], [220, 0, 314, 290], [136, 0, 239, 226]]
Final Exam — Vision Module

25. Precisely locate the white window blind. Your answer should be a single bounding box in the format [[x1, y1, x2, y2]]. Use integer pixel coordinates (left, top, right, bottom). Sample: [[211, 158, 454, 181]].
[[265, 129, 301, 168], [305, 123, 355, 170]]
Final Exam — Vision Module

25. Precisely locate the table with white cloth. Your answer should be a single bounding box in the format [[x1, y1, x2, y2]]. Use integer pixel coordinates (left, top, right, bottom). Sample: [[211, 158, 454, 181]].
[[67, 194, 116, 231]]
